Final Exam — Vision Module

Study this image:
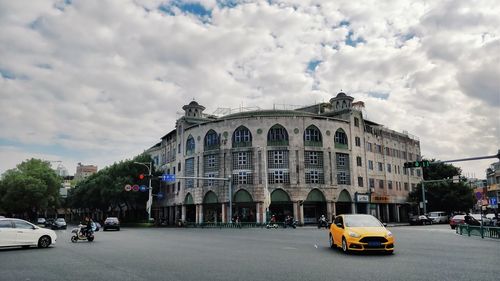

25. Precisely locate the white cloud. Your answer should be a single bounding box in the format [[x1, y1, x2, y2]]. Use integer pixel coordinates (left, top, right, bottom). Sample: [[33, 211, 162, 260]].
[[0, 0, 498, 178]]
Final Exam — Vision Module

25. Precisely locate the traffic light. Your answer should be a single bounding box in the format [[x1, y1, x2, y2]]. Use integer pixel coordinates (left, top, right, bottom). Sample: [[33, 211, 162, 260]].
[[139, 173, 145, 180], [403, 160, 430, 168]]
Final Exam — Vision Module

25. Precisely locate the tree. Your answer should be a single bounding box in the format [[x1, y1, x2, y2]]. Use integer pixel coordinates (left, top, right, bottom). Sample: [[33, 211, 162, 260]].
[[67, 154, 160, 221], [0, 158, 62, 219], [408, 159, 474, 213]]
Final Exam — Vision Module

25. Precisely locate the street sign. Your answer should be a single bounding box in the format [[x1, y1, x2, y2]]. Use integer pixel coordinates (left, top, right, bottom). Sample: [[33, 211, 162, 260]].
[[490, 197, 498, 206], [475, 192, 482, 200], [162, 174, 176, 182], [157, 192, 164, 199], [124, 184, 132, 191], [132, 185, 140, 192], [139, 185, 148, 192]]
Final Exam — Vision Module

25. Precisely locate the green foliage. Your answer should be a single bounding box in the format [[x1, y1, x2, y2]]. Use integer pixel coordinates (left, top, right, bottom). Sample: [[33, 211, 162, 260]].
[[408, 159, 474, 213], [67, 154, 160, 220], [0, 158, 62, 216]]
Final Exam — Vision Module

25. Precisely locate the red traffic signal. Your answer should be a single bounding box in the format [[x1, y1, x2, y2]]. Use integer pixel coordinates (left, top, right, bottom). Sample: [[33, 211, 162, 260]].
[[139, 174, 145, 180]]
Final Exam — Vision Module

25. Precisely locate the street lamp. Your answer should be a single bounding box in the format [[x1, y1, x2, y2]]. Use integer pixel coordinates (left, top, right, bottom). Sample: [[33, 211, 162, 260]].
[[134, 161, 153, 221]]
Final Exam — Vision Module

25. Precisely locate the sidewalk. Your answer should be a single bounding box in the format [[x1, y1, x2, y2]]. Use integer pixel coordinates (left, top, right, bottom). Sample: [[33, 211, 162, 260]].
[[387, 223, 410, 227]]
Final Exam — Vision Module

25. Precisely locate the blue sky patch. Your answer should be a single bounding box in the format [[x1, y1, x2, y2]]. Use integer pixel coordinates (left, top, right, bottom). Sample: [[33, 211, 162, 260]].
[[217, 0, 240, 9], [345, 30, 366, 47], [368, 91, 390, 100], [159, 1, 212, 22], [339, 20, 350, 27], [0, 68, 28, 80], [307, 60, 321, 73]]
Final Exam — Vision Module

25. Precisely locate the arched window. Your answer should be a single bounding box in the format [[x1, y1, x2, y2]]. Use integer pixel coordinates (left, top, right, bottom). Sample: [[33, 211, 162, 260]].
[[267, 124, 289, 146], [232, 126, 252, 148], [186, 135, 195, 155], [204, 130, 219, 151], [334, 129, 348, 149], [304, 125, 322, 147]]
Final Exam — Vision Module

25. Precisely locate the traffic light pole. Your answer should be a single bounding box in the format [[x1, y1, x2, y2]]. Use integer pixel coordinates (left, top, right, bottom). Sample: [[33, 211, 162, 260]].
[[134, 162, 153, 221]]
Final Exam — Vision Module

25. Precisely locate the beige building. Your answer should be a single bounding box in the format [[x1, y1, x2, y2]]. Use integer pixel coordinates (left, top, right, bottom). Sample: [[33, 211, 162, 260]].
[[148, 92, 423, 224], [75, 163, 98, 181]]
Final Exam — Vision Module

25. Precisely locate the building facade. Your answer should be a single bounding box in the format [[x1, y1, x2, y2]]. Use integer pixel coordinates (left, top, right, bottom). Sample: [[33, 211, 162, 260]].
[[148, 93, 423, 224], [75, 163, 98, 181]]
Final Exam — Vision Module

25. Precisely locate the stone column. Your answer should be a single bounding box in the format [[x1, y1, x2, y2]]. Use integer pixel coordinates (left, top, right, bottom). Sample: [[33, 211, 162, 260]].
[[299, 202, 304, 225], [221, 203, 227, 223], [395, 205, 400, 222], [326, 201, 333, 223], [293, 201, 299, 221], [255, 202, 260, 224], [352, 202, 356, 214], [195, 205, 199, 224], [181, 205, 186, 221], [199, 204, 204, 223], [385, 204, 390, 222]]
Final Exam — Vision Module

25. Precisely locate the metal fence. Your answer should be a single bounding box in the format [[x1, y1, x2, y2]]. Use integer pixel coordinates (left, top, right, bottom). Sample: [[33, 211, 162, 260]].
[[456, 224, 500, 239], [183, 222, 286, 229]]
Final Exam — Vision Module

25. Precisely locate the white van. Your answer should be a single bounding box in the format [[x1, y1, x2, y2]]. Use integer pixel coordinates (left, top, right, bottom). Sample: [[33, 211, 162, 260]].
[[428, 211, 448, 223]]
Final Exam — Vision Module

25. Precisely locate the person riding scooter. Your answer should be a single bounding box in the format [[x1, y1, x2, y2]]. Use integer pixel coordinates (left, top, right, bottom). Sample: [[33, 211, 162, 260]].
[[284, 215, 297, 229], [318, 215, 328, 229]]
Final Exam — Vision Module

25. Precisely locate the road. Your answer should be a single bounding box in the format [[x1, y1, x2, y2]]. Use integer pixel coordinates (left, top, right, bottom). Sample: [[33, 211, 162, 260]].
[[0, 224, 498, 281]]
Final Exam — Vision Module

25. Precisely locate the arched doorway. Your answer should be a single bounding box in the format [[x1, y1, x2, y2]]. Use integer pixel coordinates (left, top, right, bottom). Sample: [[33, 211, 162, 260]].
[[269, 189, 293, 222], [233, 189, 256, 222], [336, 189, 352, 215], [203, 191, 221, 223], [184, 193, 196, 222], [303, 189, 327, 225]]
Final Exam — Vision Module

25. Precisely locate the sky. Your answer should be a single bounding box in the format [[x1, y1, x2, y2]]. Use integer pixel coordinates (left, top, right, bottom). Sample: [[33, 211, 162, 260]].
[[0, 0, 499, 178]]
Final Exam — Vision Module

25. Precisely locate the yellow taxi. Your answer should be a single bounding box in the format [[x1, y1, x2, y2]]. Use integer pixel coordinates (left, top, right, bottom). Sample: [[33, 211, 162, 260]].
[[329, 214, 394, 254]]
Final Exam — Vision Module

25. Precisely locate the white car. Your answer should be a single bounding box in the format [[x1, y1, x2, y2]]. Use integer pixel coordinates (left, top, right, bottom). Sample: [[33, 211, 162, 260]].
[[0, 218, 57, 248], [428, 211, 448, 224]]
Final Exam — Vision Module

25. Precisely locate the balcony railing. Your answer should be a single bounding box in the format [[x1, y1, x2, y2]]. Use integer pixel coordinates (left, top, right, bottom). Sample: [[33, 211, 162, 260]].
[[232, 141, 252, 148], [335, 143, 348, 149], [267, 140, 289, 146], [304, 141, 323, 147]]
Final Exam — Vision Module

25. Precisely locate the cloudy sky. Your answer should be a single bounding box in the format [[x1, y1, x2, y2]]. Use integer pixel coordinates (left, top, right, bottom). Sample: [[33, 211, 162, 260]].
[[0, 0, 498, 178]]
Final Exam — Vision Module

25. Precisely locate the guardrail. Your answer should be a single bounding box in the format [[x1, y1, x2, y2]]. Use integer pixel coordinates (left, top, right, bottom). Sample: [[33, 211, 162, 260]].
[[456, 224, 500, 239], [183, 222, 286, 228]]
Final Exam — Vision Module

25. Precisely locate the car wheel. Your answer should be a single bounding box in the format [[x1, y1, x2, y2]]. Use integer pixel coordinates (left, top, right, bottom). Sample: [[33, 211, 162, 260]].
[[329, 234, 335, 249], [342, 237, 349, 253], [450, 225, 455, 229], [38, 236, 51, 248]]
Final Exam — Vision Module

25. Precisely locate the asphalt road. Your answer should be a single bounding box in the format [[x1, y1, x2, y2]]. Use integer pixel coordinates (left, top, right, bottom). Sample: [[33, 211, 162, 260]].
[[0, 224, 499, 281]]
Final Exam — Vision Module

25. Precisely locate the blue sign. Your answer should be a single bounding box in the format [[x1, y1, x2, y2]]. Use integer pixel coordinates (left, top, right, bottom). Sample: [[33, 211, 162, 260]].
[[162, 174, 176, 182], [475, 192, 482, 200], [139, 185, 148, 192], [157, 192, 164, 199], [490, 197, 498, 206]]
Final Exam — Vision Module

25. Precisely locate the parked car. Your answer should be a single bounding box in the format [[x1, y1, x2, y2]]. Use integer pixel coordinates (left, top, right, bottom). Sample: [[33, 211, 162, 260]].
[[449, 215, 465, 229], [471, 214, 491, 225], [36, 218, 46, 226], [428, 211, 448, 224], [103, 217, 120, 231], [0, 218, 57, 248], [45, 218, 55, 228], [51, 218, 67, 230], [329, 214, 394, 254], [409, 215, 433, 225]]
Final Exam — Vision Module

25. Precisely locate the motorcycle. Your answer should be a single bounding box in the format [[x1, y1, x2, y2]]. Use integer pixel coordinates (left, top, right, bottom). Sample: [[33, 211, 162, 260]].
[[283, 216, 297, 229], [71, 224, 95, 243], [318, 217, 328, 229]]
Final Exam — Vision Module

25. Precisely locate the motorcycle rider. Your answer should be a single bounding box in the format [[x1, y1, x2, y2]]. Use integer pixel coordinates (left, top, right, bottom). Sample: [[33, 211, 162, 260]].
[[80, 217, 93, 237], [318, 214, 327, 228]]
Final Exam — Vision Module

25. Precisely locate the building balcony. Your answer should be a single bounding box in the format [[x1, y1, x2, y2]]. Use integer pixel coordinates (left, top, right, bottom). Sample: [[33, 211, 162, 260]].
[[335, 143, 348, 149], [267, 140, 289, 146], [304, 141, 323, 147], [232, 141, 252, 148]]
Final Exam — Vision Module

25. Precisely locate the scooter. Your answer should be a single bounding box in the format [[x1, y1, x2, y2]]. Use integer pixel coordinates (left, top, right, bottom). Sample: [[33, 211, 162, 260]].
[[284, 217, 297, 229], [71, 225, 95, 243], [318, 217, 328, 229]]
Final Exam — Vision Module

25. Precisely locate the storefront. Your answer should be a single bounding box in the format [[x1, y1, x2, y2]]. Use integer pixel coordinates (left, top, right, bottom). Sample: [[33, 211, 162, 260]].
[[232, 189, 256, 222], [184, 193, 196, 222], [269, 189, 293, 222], [335, 189, 352, 215], [303, 189, 327, 225], [355, 192, 370, 214], [203, 191, 221, 223]]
